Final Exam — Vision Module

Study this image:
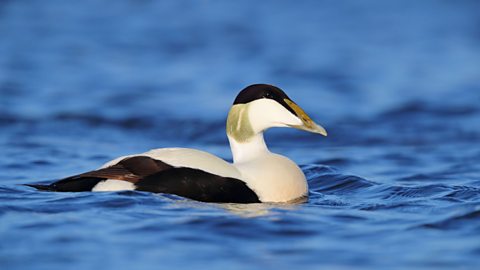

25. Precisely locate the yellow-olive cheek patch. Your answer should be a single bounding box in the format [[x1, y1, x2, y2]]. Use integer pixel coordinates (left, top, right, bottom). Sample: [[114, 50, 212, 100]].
[[226, 104, 255, 143]]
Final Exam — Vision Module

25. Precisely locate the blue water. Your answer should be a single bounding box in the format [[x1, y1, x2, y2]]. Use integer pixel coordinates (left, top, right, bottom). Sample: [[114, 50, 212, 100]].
[[1, 1, 480, 269]]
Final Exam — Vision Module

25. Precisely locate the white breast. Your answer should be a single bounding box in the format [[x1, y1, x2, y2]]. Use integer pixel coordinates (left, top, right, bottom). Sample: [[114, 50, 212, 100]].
[[234, 153, 308, 202]]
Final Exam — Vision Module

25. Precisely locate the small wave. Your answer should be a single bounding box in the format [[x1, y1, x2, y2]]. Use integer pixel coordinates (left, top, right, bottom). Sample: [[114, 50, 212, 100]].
[[397, 173, 452, 182], [312, 157, 352, 167], [419, 208, 480, 230], [358, 200, 432, 212], [53, 113, 153, 130], [305, 165, 377, 194], [442, 186, 480, 202], [377, 184, 452, 200], [380, 101, 478, 118], [0, 111, 35, 126], [302, 164, 338, 177]]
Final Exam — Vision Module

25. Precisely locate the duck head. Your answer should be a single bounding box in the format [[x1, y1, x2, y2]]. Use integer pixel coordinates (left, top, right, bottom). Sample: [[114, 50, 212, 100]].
[[226, 84, 327, 143]]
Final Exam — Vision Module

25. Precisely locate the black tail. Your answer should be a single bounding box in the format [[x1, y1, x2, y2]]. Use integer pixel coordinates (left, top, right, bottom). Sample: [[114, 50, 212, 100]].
[[24, 184, 55, 191], [24, 177, 105, 192]]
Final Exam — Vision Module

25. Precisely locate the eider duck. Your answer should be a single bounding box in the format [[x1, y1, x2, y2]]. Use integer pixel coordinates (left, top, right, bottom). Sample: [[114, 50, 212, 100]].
[[27, 84, 327, 203]]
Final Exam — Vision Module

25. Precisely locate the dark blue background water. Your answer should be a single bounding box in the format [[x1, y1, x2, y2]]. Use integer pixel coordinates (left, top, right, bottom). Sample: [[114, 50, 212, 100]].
[[1, 1, 480, 269]]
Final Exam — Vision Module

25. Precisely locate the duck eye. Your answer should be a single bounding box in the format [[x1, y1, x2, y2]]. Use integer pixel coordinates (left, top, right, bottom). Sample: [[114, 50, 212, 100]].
[[265, 92, 272, 98]]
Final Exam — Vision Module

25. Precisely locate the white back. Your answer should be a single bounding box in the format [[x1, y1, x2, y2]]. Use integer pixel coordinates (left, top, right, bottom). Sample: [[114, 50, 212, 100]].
[[101, 148, 242, 179]]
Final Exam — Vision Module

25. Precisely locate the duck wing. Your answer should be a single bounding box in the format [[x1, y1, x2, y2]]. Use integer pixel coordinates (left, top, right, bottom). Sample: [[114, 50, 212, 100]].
[[27, 156, 173, 192]]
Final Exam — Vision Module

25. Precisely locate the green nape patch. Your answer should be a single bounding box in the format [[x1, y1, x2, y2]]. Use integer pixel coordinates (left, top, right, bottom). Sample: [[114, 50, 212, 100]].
[[226, 104, 255, 142]]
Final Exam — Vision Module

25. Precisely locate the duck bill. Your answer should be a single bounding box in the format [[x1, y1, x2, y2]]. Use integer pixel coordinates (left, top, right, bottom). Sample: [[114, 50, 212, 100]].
[[284, 99, 328, 136]]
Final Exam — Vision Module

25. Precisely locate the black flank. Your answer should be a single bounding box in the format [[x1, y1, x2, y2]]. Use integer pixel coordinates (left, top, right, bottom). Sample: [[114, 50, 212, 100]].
[[135, 168, 260, 203]]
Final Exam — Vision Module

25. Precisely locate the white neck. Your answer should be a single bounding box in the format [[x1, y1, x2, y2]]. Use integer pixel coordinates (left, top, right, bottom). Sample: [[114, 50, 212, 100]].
[[228, 133, 269, 163], [225, 99, 302, 164]]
